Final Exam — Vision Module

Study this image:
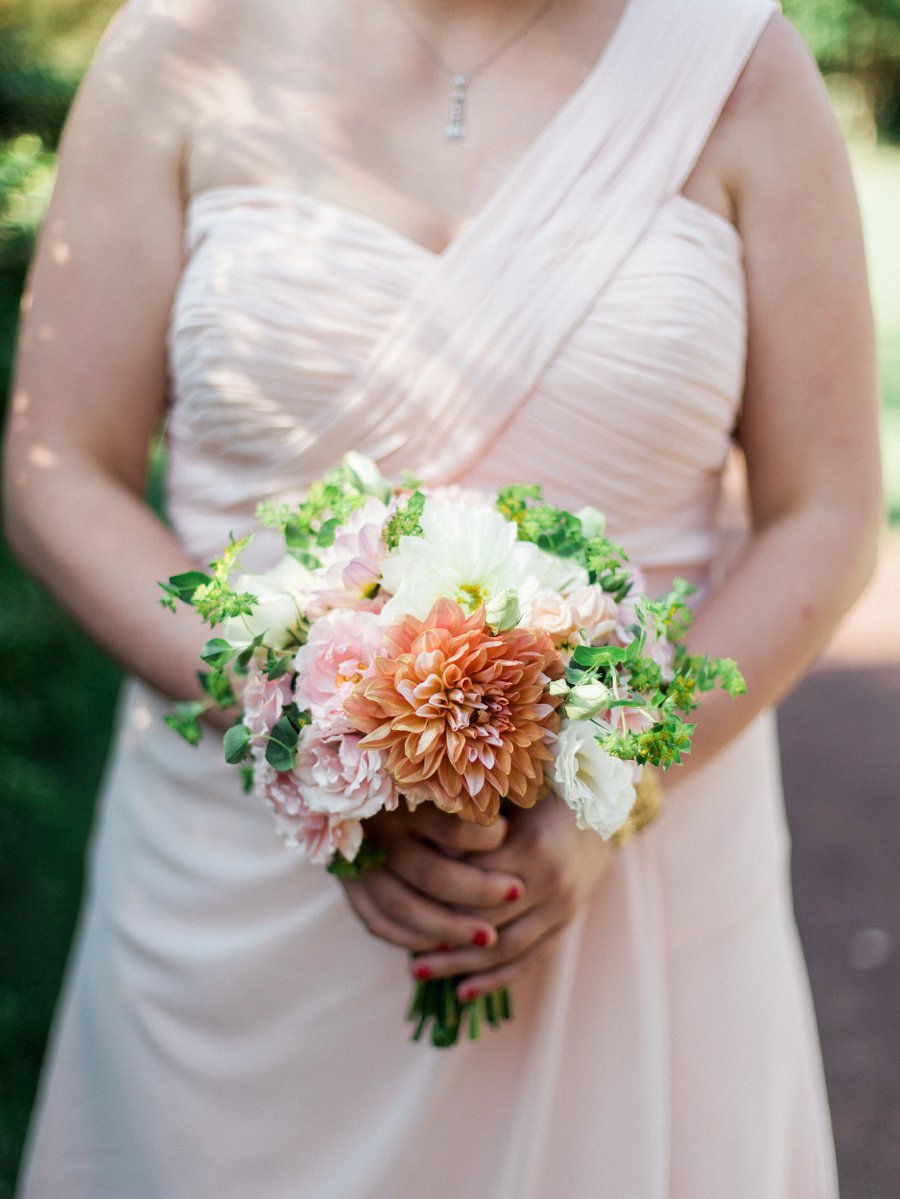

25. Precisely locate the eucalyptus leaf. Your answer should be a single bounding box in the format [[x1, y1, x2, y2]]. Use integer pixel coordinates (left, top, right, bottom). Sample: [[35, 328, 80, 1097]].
[[223, 723, 252, 764]]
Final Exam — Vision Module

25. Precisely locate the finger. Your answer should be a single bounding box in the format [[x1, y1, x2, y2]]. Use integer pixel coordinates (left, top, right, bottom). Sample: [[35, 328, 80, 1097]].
[[408, 903, 567, 982], [347, 870, 499, 952], [410, 806, 510, 855], [456, 924, 566, 1001], [389, 840, 525, 908], [341, 876, 436, 953]]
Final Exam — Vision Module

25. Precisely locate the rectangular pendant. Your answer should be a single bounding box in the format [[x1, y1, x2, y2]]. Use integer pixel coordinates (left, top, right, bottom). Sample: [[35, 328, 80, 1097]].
[[444, 75, 467, 142]]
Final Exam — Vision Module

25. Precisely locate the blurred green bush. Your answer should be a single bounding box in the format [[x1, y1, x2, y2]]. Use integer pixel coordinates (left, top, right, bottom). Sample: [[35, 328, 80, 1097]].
[[0, 21, 121, 1196], [783, 0, 900, 134]]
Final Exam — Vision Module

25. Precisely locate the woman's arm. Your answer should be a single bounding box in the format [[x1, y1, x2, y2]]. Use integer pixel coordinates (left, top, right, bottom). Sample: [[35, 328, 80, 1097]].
[[673, 13, 882, 772], [3, 1, 227, 709], [343, 16, 884, 994]]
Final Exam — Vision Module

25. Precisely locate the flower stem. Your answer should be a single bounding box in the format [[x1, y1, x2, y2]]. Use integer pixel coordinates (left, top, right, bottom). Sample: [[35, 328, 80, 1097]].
[[406, 974, 513, 1047]]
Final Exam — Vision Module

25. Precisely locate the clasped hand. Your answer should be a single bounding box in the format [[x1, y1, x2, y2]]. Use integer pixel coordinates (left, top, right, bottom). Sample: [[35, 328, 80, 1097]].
[[340, 795, 613, 1000]]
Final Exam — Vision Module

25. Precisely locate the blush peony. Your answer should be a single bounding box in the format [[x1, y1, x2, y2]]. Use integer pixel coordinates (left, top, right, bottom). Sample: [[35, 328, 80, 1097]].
[[293, 608, 385, 720], [343, 597, 562, 825]]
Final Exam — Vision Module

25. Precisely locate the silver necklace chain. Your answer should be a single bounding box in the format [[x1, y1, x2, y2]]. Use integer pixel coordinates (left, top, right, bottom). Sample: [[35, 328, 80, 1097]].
[[385, 0, 564, 141]]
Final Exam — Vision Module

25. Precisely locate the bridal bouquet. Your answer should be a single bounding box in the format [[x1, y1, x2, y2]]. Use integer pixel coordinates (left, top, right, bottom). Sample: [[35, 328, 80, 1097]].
[[161, 453, 744, 1045]]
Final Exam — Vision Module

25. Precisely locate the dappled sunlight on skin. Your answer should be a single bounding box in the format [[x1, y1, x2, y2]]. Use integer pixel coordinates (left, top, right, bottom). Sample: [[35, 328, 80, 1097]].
[[174, 0, 633, 257], [26, 445, 59, 469]]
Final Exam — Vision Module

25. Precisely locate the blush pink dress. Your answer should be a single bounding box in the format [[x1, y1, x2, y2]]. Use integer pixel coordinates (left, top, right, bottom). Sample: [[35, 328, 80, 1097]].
[[18, 0, 839, 1195]]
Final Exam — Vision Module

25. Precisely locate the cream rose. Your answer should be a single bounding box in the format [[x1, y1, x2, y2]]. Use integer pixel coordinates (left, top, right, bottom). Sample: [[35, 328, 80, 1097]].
[[550, 722, 636, 839]]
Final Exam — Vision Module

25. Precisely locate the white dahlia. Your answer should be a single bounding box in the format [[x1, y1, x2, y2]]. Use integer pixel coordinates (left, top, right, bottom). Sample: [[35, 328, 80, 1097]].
[[380, 500, 586, 621]]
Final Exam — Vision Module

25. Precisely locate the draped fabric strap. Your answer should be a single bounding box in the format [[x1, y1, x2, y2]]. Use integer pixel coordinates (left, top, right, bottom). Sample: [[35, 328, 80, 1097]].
[[310, 0, 778, 484]]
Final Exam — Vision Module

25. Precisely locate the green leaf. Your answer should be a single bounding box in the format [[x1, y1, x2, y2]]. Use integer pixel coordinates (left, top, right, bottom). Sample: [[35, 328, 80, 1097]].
[[159, 571, 212, 607], [264, 649, 292, 680], [265, 715, 299, 771], [163, 701, 207, 746], [223, 723, 252, 764], [200, 637, 238, 668], [198, 669, 237, 708], [326, 840, 388, 878], [234, 634, 265, 675], [316, 517, 340, 548], [571, 644, 627, 668], [715, 657, 747, 698]]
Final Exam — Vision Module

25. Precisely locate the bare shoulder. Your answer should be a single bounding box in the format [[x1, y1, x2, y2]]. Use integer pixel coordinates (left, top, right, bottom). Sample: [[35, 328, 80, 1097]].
[[71, 0, 245, 126], [56, 0, 242, 194], [715, 14, 850, 202]]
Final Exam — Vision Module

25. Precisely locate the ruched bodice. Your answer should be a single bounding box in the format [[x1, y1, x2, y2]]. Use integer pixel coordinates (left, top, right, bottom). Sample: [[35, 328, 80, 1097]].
[[167, 186, 746, 568]]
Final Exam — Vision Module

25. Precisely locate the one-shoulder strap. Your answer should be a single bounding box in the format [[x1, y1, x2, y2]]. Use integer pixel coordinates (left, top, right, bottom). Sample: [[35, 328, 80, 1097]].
[[315, 0, 779, 483]]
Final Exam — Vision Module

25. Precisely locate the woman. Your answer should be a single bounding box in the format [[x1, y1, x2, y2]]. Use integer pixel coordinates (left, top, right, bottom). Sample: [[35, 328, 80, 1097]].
[[4, 0, 882, 1194]]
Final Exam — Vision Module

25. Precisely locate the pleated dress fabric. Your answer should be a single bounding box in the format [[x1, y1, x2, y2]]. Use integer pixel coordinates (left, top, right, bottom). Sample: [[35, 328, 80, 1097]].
[[18, 0, 840, 1195]]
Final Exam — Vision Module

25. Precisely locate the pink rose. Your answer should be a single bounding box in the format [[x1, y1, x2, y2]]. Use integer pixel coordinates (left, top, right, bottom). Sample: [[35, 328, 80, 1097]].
[[252, 721, 396, 865], [243, 667, 293, 748], [294, 722, 397, 823]]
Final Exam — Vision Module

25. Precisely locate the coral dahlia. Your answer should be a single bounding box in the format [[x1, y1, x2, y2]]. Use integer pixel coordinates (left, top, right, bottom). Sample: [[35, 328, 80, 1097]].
[[343, 597, 562, 825]]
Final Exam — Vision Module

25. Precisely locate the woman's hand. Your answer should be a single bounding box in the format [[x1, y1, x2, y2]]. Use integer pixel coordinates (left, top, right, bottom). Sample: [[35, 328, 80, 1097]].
[[341, 794, 613, 997], [339, 804, 527, 954], [407, 794, 613, 1001]]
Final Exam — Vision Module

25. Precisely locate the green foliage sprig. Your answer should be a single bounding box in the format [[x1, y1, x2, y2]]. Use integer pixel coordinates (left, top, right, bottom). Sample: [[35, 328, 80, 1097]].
[[496, 483, 584, 559], [384, 489, 426, 549], [158, 534, 256, 626], [257, 461, 371, 567], [561, 586, 747, 769], [496, 482, 632, 598]]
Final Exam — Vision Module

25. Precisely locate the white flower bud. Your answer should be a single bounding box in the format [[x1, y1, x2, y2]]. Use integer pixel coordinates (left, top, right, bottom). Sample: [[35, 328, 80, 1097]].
[[485, 587, 521, 633], [576, 506, 606, 541], [343, 451, 392, 502], [564, 681, 612, 719]]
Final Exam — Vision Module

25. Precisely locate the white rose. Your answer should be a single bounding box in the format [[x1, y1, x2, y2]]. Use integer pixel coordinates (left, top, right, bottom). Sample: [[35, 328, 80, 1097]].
[[220, 555, 311, 650], [550, 722, 636, 839]]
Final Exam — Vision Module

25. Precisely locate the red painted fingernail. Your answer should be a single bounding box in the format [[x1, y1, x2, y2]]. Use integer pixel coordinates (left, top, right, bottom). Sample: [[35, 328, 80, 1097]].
[[435, 942, 452, 952], [460, 986, 479, 1002], [472, 929, 491, 947], [505, 885, 522, 903], [413, 963, 432, 980]]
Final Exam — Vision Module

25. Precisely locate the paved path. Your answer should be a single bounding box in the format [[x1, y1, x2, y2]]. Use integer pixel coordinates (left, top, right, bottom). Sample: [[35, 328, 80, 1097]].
[[777, 530, 900, 1197]]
